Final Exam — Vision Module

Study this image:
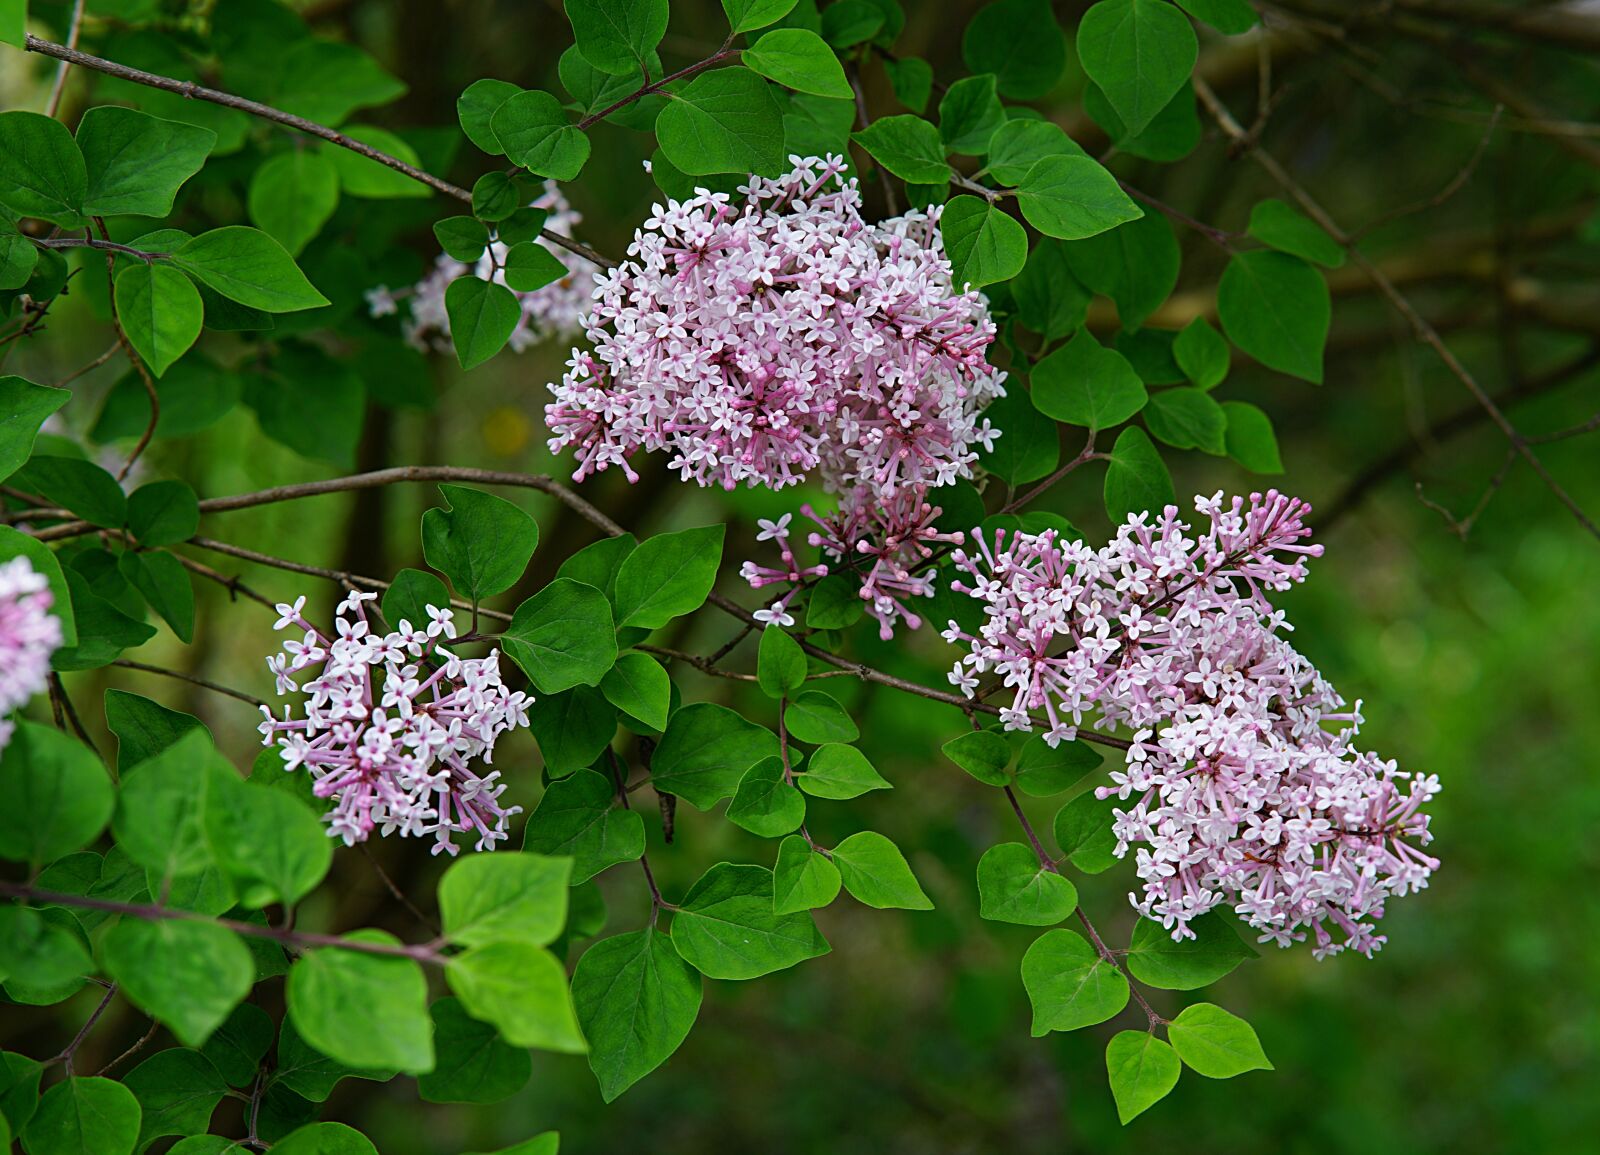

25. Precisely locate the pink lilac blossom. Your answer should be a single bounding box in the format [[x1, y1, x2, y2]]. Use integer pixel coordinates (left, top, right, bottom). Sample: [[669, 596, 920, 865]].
[[259, 591, 531, 855], [945, 492, 1439, 958], [365, 180, 594, 354], [544, 155, 1006, 494], [0, 557, 63, 752]]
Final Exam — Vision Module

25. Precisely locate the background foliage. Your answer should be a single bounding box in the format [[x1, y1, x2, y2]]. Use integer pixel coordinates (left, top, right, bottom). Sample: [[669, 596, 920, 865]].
[[2, 0, 1599, 1152]]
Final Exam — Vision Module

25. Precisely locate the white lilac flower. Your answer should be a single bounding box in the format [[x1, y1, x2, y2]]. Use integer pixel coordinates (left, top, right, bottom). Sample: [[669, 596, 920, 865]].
[[260, 591, 531, 855], [946, 491, 1439, 959]]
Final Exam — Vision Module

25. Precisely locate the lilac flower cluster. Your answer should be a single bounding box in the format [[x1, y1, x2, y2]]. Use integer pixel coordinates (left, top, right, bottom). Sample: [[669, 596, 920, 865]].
[[0, 557, 62, 752], [544, 155, 1005, 493], [259, 592, 531, 855], [740, 492, 965, 639], [945, 492, 1439, 958], [366, 180, 593, 354]]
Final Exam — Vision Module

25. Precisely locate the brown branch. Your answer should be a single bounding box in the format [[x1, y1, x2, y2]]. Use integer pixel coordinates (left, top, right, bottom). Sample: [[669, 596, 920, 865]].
[[110, 659, 269, 709], [22, 35, 614, 270]]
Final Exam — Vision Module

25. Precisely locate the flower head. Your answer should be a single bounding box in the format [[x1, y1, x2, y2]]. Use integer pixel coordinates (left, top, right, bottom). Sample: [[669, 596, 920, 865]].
[[946, 492, 1437, 957], [0, 558, 63, 752], [261, 594, 531, 855]]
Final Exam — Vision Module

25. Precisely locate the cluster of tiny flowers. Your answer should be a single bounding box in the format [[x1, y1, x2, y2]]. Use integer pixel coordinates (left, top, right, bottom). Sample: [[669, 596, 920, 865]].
[[259, 592, 531, 855], [739, 492, 965, 639], [365, 181, 593, 354], [544, 154, 1005, 494], [945, 492, 1439, 958], [0, 558, 62, 752]]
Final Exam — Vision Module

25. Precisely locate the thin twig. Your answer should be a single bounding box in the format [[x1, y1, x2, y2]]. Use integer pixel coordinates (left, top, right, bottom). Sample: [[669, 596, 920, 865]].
[[110, 659, 268, 709], [43, 0, 86, 118]]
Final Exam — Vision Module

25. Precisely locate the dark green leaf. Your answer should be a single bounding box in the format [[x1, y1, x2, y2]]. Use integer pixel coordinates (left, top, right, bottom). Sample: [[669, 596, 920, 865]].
[[503, 242, 567, 293], [1173, 316, 1229, 390], [1060, 210, 1179, 329], [1076, 0, 1197, 137], [1145, 387, 1227, 454], [976, 842, 1077, 924], [201, 1003, 274, 1087], [1175, 0, 1257, 33], [1221, 400, 1283, 474], [723, 0, 798, 33], [248, 150, 340, 257], [503, 578, 617, 693], [286, 930, 434, 1074], [0, 376, 69, 482], [459, 79, 523, 155], [0, 111, 86, 227], [522, 768, 644, 884], [1021, 927, 1128, 1035], [1126, 912, 1255, 990], [76, 107, 215, 218], [422, 484, 539, 601], [962, 0, 1067, 100], [978, 386, 1059, 485], [1247, 197, 1346, 268], [599, 651, 671, 730], [851, 115, 948, 184], [726, 755, 806, 837], [123, 1049, 227, 1149], [21, 1078, 140, 1155], [528, 686, 617, 775], [1015, 734, 1101, 796], [656, 68, 785, 177], [942, 730, 1011, 786], [938, 74, 1006, 155], [0, 721, 113, 867], [444, 276, 521, 370], [1031, 328, 1147, 430], [0, 906, 92, 991], [612, 524, 724, 630], [118, 549, 195, 643], [831, 831, 932, 909], [171, 228, 328, 313], [651, 702, 778, 809], [1103, 426, 1175, 523], [757, 627, 808, 699], [1016, 155, 1142, 240], [1106, 1029, 1181, 1123], [1216, 249, 1329, 384], [671, 863, 830, 979], [14, 455, 126, 529], [1052, 790, 1120, 873], [419, 997, 532, 1104], [565, 0, 670, 76], [572, 928, 701, 1102], [745, 29, 852, 99], [490, 90, 590, 181], [126, 480, 199, 547], [797, 742, 890, 799], [940, 195, 1026, 288]]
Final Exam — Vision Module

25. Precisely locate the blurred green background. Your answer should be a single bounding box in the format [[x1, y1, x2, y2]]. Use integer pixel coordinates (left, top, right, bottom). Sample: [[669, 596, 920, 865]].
[[5, 0, 1600, 1151]]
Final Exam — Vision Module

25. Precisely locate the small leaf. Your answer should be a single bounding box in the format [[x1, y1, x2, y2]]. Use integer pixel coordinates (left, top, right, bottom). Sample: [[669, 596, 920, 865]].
[[1173, 316, 1229, 390], [13, 456, 126, 529], [1175, 0, 1258, 33], [1053, 790, 1121, 874], [1015, 154, 1142, 240], [831, 831, 932, 910], [656, 68, 785, 177], [797, 742, 890, 799], [123, 1048, 228, 1149], [0, 376, 69, 483], [1216, 250, 1329, 384], [940, 195, 1026, 288], [722, 0, 798, 34], [126, 480, 199, 547], [938, 74, 1006, 156], [1031, 328, 1147, 431], [1166, 1002, 1272, 1078], [490, 90, 590, 182], [448, 942, 586, 1053], [1126, 912, 1256, 990], [613, 524, 724, 630], [503, 242, 568, 293], [1014, 734, 1101, 797], [1103, 426, 1175, 524], [772, 834, 841, 914], [102, 919, 254, 1047], [851, 115, 948, 184], [1247, 197, 1345, 268], [171, 227, 328, 313], [671, 863, 830, 979], [572, 929, 701, 1102], [1060, 207, 1179, 330], [421, 484, 539, 600], [976, 842, 1077, 925], [1021, 928, 1128, 1035], [286, 931, 434, 1074], [744, 29, 852, 100], [942, 730, 1011, 786], [978, 385, 1060, 485], [757, 627, 807, 699], [458, 79, 523, 155], [439, 852, 573, 949], [272, 1122, 378, 1155], [503, 579, 618, 693], [0, 906, 92, 991], [1145, 387, 1227, 454], [444, 276, 522, 370], [726, 755, 806, 838], [1221, 401, 1283, 474], [599, 652, 671, 730], [1105, 1029, 1181, 1123], [433, 216, 490, 263], [783, 690, 858, 745], [650, 703, 778, 810]]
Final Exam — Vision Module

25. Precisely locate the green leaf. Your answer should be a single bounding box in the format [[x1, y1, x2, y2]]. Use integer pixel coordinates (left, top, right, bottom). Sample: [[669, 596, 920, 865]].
[[820, 0, 884, 47], [985, 119, 1085, 187], [246, 343, 364, 468], [491, 90, 590, 182], [440, 852, 572, 949], [444, 276, 521, 370], [503, 579, 618, 694], [1052, 790, 1119, 873], [797, 742, 891, 799], [1015, 154, 1142, 240], [1032, 328, 1147, 430], [1126, 912, 1255, 990], [943, 730, 1011, 786], [651, 702, 778, 809], [272, 39, 406, 126], [772, 834, 841, 914], [612, 524, 724, 630], [572, 928, 701, 1102], [0, 111, 86, 227], [0, 722, 113, 867], [852, 115, 948, 184], [1083, 80, 1199, 163], [723, 0, 797, 33], [831, 831, 932, 909], [324, 128, 431, 199], [76, 107, 215, 218], [1173, 316, 1229, 390], [1221, 400, 1283, 474], [883, 55, 932, 112], [170, 228, 328, 313], [804, 571, 865, 630], [557, 534, 636, 605], [977, 842, 1078, 924], [528, 687, 617, 775], [672, 863, 829, 978], [272, 1122, 378, 1155], [21, 1077, 140, 1155], [286, 930, 434, 1074], [565, 0, 670, 76], [111, 728, 234, 881], [1216, 250, 1329, 384], [939, 74, 1006, 155], [599, 651, 671, 730], [422, 484, 539, 600], [206, 779, 332, 908], [1060, 204, 1179, 330], [382, 569, 452, 633], [1021, 928, 1128, 1035], [472, 172, 520, 222], [14, 455, 125, 529], [783, 690, 858, 744], [126, 481, 199, 548], [102, 918, 253, 1047], [744, 29, 852, 99], [962, 0, 1067, 100], [448, 942, 586, 1052], [1145, 387, 1226, 454], [113, 263, 202, 379], [1247, 197, 1345, 268], [1167, 1002, 1272, 1077], [1103, 426, 1175, 523], [657, 68, 785, 177], [1106, 1030, 1181, 1123], [123, 1048, 227, 1149], [201, 1003, 273, 1087], [522, 769, 644, 884], [247, 152, 339, 257], [419, 998, 532, 1104], [940, 195, 1026, 289], [0, 0, 22, 48], [978, 386, 1059, 485], [459, 79, 522, 155], [0, 376, 69, 483], [0, 906, 92, 991], [272, 1018, 395, 1103], [757, 627, 807, 699], [0, 226, 30, 290], [1015, 734, 1101, 797], [503, 242, 567, 293], [726, 755, 806, 837], [1175, 0, 1257, 33], [1010, 238, 1090, 340], [118, 550, 195, 643], [1076, 0, 1197, 137]]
